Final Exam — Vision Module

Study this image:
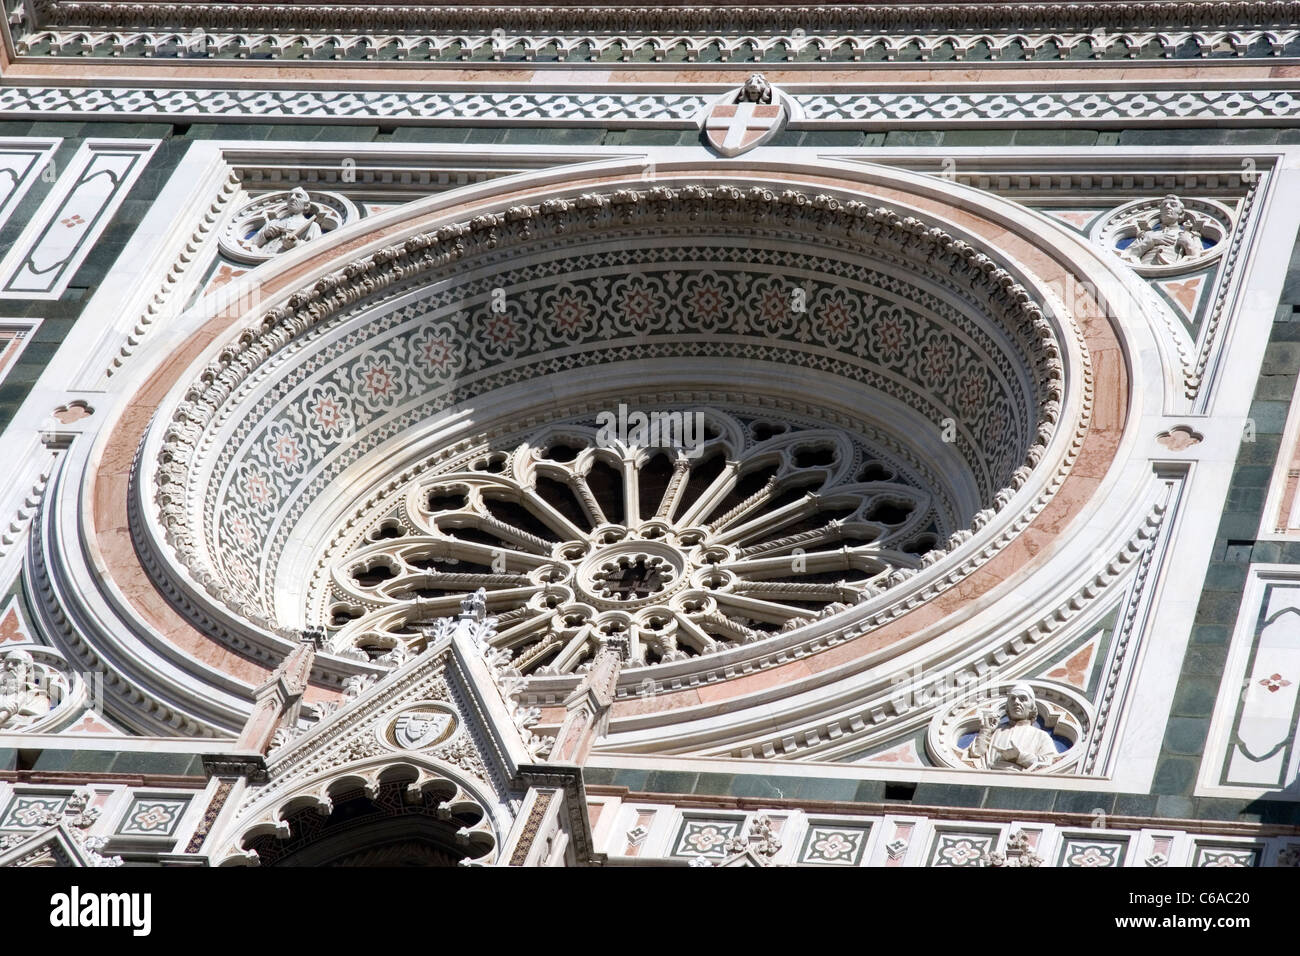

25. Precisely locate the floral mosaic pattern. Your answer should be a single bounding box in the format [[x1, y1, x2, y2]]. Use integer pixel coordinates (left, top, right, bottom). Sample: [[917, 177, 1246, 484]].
[[799, 824, 871, 866], [116, 798, 190, 837], [672, 818, 744, 859], [192, 241, 1047, 625], [0, 793, 68, 829], [1058, 838, 1126, 868], [928, 831, 997, 867]]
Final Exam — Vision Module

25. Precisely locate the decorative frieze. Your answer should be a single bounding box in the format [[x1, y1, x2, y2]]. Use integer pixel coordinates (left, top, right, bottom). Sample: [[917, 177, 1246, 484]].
[[14, 29, 1300, 64], [9, 86, 1300, 129], [14, 1, 1300, 63], [24, 3, 1300, 38]]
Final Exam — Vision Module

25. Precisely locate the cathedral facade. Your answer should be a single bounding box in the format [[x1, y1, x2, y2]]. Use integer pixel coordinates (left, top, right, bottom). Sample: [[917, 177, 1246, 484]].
[[0, 1, 1299, 868]]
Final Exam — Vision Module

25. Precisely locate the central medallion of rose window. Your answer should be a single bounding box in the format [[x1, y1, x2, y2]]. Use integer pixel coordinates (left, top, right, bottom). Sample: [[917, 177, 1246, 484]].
[[583, 545, 683, 604], [323, 405, 957, 674]]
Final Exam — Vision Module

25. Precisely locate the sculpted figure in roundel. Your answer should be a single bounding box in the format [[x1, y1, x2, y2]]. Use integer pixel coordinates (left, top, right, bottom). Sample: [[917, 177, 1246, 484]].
[[962, 682, 1059, 772], [1122, 194, 1208, 267], [252, 187, 322, 254], [221, 187, 356, 264], [738, 73, 773, 104], [0, 650, 50, 729]]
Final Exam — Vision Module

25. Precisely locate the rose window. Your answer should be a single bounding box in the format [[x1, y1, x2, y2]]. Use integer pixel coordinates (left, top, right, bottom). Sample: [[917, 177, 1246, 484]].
[[322, 406, 950, 674]]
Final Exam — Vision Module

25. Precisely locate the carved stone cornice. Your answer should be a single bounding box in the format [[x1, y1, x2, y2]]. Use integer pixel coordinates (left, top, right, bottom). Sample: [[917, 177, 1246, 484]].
[[202, 752, 269, 783], [29, 3, 1300, 36], [17, 28, 1300, 63]]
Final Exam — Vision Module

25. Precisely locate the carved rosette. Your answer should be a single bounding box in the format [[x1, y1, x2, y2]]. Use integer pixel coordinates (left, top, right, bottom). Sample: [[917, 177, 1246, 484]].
[[925, 680, 1091, 774]]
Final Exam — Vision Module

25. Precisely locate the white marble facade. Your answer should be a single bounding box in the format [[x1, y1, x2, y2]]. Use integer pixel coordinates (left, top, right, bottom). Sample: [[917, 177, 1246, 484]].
[[1, 4, 1300, 868]]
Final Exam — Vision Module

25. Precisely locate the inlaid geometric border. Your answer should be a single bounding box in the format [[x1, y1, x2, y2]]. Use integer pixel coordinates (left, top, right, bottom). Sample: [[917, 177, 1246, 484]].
[[6, 87, 1300, 129], [1200, 567, 1300, 796], [0, 139, 157, 300], [0, 320, 41, 389], [0, 141, 60, 234], [1193, 843, 1261, 867], [0, 791, 69, 830], [926, 828, 997, 867]]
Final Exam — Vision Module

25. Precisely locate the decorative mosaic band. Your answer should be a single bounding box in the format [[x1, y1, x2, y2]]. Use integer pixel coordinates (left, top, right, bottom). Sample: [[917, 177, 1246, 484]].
[[615, 803, 1299, 866], [5, 86, 1300, 127]]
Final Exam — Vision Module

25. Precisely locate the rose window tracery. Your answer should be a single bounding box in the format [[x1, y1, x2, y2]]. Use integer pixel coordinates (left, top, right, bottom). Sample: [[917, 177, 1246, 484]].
[[323, 407, 949, 673], [134, 178, 1076, 717]]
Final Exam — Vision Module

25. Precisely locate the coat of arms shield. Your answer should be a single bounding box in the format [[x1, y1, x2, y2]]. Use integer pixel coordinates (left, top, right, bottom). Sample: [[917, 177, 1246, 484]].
[[392, 708, 455, 750], [701, 73, 789, 157]]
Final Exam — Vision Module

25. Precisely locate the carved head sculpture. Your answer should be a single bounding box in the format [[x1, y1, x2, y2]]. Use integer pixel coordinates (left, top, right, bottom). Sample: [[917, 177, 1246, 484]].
[[1158, 194, 1185, 226], [0, 649, 33, 694], [1006, 682, 1038, 722], [740, 73, 772, 104], [284, 187, 312, 216]]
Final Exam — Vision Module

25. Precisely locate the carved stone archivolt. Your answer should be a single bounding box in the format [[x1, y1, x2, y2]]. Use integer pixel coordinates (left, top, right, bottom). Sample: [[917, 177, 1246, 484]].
[[223, 763, 499, 867], [1093, 195, 1233, 277], [145, 182, 1067, 647], [218, 187, 356, 265], [214, 628, 512, 865], [926, 680, 1091, 774]]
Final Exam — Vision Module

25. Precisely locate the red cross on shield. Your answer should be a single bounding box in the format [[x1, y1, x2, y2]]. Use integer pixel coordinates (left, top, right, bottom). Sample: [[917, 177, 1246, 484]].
[[704, 101, 784, 157]]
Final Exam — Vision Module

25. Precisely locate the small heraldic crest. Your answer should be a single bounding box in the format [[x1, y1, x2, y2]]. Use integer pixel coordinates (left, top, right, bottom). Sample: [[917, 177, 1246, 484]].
[[702, 74, 791, 157], [392, 707, 455, 750]]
